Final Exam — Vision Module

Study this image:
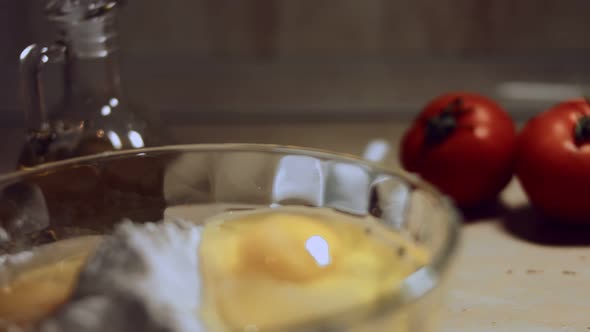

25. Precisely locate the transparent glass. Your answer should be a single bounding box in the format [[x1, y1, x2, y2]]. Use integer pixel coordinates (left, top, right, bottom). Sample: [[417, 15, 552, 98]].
[[18, 1, 169, 168], [0, 144, 460, 331]]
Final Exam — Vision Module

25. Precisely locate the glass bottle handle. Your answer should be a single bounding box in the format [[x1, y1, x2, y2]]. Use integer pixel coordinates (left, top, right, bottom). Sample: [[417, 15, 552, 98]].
[[19, 42, 66, 133]]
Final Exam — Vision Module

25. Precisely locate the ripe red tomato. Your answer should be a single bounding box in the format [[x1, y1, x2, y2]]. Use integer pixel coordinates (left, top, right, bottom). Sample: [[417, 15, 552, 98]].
[[516, 98, 590, 223], [400, 92, 517, 208]]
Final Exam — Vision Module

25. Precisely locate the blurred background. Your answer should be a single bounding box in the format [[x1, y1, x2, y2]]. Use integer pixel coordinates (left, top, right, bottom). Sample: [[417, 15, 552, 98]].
[[2, 0, 590, 169]]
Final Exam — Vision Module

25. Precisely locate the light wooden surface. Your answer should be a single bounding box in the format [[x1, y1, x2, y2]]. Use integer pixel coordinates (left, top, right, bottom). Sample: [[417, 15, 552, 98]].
[[443, 181, 590, 332], [1, 121, 589, 331]]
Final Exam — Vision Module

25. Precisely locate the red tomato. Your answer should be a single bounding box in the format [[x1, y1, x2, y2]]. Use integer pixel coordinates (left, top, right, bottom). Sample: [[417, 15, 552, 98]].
[[516, 98, 590, 223], [400, 92, 517, 208]]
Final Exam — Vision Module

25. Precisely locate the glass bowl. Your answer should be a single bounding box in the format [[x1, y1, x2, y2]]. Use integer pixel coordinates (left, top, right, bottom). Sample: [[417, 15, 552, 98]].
[[0, 144, 460, 332]]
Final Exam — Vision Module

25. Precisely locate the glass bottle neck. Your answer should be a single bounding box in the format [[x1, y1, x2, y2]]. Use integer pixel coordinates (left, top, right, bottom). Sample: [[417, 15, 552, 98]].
[[58, 12, 123, 101], [64, 52, 123, 100]]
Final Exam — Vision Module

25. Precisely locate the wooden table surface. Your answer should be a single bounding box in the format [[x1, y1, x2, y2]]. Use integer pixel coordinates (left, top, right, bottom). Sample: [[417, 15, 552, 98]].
[[1, 121, 589, 331]]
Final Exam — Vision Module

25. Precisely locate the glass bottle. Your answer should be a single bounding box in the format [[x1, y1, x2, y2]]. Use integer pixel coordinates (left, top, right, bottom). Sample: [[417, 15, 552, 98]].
[[18, 0, 170, 169]]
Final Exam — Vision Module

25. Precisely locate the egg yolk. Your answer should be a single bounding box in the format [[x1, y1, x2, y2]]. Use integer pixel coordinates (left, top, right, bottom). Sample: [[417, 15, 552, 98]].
[[199, 208, 429, 331], [239, 213, 340, 281], [0, 236, 101, 326], [0, 254, 88, 325]]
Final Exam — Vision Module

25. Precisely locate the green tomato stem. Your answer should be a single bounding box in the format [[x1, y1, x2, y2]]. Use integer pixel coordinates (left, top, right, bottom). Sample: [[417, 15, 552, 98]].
[[574, 116, 590, 145], [424, 98, 464, 146]]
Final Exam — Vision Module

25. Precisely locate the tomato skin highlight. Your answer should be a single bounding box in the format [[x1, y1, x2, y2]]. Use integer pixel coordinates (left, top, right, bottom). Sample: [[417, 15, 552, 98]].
[[516, 98, 590, 224], [400, 92, 517, 208]]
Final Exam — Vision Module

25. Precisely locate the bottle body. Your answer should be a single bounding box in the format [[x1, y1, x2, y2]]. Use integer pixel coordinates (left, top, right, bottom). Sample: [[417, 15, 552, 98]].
[[18, 3, 169, 168], [18, 92, 163, 168]]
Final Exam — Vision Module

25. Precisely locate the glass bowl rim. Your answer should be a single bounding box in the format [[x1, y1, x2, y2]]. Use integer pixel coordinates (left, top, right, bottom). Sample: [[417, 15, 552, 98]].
[[0, 143, 461, 328]]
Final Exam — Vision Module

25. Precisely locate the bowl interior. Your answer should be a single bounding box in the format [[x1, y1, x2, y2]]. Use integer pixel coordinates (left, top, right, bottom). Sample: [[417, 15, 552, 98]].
[[0, 144, 459, 329]]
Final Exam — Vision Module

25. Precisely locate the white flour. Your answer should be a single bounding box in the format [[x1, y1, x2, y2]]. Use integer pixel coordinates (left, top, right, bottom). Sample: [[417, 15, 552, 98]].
[[38, 219, 206, 332]]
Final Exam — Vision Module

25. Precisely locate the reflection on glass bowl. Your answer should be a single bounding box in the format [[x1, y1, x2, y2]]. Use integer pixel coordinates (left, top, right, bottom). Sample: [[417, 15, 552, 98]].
[[0, 144, 460, 332]]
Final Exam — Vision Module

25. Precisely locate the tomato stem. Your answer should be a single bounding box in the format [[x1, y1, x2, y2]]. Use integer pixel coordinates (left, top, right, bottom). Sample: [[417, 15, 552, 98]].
[[424, 98, 465, 146], [574, 116, 590, 145]]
